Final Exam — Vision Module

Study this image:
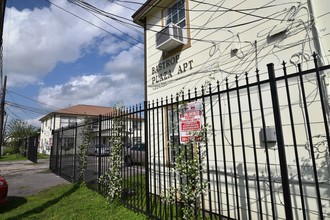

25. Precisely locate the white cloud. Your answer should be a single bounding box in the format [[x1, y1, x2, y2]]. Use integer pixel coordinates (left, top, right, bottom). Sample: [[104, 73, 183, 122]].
[[98, 37, 131, 56], [38, 40, 145, 109], [38, 72, 144, 109], [3, 0, 146, 123], [3, 0, 144, 87], [4, 5, 92, 86], [105, 43, 144, 81]]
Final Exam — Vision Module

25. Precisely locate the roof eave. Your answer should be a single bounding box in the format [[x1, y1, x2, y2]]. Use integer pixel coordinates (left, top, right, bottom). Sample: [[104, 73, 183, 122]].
[[39, 112, 100, 122], [132, 0, 161, 26]]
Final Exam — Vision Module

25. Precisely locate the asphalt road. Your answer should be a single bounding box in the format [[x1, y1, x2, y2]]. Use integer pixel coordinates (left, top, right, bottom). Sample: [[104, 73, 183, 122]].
[[0, 158, 69, 198]]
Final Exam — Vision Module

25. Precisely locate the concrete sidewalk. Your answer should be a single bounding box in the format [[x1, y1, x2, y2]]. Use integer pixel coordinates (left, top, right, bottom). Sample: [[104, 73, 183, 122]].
[[0, 158, 69, 197]]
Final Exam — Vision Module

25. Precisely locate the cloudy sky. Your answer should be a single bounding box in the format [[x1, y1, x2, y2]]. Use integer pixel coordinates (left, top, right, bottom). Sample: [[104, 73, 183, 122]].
[[2, 0, 145, 126]]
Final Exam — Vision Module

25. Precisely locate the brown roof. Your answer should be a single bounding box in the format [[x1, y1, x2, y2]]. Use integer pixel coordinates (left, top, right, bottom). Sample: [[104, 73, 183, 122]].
[[55, 104, 113, 115], [40, 104, 114, 121]]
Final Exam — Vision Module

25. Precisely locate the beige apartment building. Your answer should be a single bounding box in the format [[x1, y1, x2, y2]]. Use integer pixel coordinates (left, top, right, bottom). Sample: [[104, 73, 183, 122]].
[[133, 1, 330, 219], [39, 104, 114, 155]]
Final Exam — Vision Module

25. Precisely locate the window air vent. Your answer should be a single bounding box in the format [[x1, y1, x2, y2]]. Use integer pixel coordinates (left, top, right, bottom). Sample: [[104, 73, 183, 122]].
[[156, 23, 184, 52], [268, 22, 289, 38]]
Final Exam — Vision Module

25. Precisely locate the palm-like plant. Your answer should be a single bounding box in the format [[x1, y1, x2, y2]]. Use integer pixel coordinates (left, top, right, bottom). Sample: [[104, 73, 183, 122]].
[[5, 119, 38, 153]]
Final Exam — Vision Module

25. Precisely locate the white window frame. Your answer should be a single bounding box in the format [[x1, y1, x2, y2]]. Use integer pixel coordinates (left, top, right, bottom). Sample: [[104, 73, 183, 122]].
[[165, 0, 186, 28], [60, 116, 77, 128]]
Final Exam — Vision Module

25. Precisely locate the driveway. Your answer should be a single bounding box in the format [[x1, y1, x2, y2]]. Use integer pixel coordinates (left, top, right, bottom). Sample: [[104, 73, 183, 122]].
[[0, 158, 69, 197]]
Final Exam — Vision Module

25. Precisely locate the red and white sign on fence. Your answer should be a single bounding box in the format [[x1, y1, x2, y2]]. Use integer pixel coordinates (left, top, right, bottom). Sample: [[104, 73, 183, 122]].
[[179, 101, 203, 143]]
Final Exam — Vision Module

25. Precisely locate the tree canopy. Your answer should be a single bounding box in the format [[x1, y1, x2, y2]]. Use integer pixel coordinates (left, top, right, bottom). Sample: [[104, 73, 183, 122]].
[[5, 119, 39, 153]]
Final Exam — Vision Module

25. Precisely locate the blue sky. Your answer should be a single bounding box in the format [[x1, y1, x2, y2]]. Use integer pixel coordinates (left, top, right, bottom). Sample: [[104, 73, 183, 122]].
[[3, 0, 145, 127]]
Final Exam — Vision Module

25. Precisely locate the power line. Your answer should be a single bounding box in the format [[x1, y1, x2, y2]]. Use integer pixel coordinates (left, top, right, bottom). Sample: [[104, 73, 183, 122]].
[[69, 0, 138, 24], [7, 90, 62, 111], [80, 8, 143, 43], [50, 0, 305, 47], [5, 101, 49, 115], [68, 0, 143, 43], [7, 89, 113, 116], [42, 0, 318, 47], [6, 91, 37, 119], [68, 0, 144, 32], [115, 0, 299, 13], [6, 107, 25, 121], [106, 0, 288, 30], [107, 0, 137, 12], [65, 0, 298, 40], [44, 0, 144, 49], [190, 0, 290, 21]]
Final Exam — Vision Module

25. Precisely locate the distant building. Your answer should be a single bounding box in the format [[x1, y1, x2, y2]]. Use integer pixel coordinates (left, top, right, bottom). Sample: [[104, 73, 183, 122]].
[[39, 104, 114, 155]]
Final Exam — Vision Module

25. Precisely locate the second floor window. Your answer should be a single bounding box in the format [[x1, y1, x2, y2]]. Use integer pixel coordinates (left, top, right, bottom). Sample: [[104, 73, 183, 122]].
[[60, 116, 77, 128], [165, 0, 185, 28]]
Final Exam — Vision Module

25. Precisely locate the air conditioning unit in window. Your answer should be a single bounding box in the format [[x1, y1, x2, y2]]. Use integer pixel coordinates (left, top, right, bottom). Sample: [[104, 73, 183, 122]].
[[156, 23, 184, 52]]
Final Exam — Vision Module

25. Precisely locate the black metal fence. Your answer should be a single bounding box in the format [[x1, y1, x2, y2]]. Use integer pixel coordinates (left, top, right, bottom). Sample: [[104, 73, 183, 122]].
[[50, 55, 330, 220], [19, 135, 39, 163]]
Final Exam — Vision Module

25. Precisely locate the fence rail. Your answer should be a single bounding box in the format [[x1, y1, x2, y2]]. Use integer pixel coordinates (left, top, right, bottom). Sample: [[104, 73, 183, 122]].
[[50, 56, 330, 220]]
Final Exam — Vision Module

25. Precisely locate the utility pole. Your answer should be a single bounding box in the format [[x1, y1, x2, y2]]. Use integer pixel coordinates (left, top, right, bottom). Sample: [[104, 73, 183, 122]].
[[0, 0, 6, 86], [0, 75, 6, 157], [0, 0, 5, 158], [0, 0, 6, 46]]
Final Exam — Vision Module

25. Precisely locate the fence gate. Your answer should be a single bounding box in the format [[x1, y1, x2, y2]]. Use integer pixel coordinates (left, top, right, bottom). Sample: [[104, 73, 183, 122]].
[[27, 135, 39, 163]]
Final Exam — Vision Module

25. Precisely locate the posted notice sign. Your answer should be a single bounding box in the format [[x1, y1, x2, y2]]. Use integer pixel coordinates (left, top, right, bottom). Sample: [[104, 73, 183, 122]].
[[179, 101, 203, 143]]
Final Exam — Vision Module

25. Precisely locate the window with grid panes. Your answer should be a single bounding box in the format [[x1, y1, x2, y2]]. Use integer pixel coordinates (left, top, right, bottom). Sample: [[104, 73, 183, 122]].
[[165, 0, 186, 28]]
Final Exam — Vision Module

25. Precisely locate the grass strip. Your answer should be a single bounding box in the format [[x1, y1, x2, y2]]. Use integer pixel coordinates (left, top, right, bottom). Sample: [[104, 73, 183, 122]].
[[0, 184, 146, 220]]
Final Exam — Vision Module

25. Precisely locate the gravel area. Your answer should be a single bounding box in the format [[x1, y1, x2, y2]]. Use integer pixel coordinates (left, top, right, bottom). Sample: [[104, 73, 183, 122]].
[[0, 158, 69, 197]]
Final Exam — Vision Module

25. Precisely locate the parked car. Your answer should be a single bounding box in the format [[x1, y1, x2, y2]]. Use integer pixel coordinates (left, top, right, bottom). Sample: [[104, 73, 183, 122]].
[[0, 176, 8, 205], [87, 144, 111, 156], [124, 143, 145, 166]]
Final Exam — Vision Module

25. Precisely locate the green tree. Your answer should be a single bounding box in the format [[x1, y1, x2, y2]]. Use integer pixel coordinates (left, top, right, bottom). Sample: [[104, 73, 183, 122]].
[[5, 119, 39, 154]]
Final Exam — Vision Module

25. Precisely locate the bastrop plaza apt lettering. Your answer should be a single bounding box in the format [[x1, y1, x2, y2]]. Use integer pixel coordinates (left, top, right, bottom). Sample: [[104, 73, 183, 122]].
[[151, 55, 193, 85]]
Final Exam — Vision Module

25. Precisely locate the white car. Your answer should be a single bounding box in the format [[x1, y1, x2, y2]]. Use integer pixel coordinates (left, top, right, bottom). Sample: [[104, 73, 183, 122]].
[[88, 144, 110, 156], [124, 143, 145, 166]]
